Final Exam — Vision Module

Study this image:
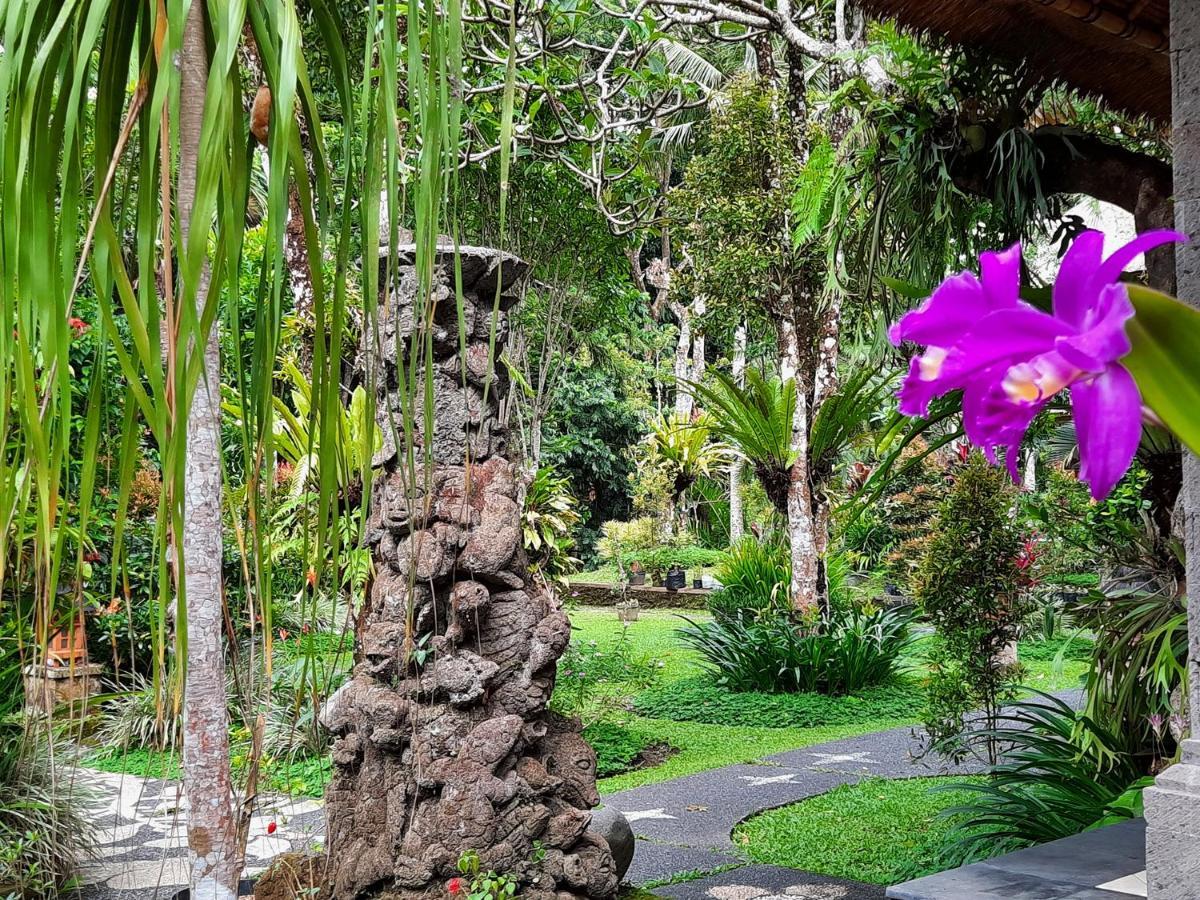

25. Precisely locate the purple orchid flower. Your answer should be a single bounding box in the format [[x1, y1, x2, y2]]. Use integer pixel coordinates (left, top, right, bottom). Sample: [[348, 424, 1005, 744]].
[[890, 229, 1187, 500]]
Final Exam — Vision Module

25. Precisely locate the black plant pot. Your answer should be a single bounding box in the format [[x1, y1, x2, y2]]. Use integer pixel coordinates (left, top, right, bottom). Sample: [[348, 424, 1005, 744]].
[[693, 578, 704, 589], [664, 567, 686, 591], [629, 572, 646, 586]]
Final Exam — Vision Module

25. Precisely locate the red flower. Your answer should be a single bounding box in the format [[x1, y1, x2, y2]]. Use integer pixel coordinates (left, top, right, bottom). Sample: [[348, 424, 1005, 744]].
[[448, 878, 463, 895], [266, 821, 277, 835], [68, 317, 88, 337], [306, 568, 317, 588], [278, 629, 290, 642]]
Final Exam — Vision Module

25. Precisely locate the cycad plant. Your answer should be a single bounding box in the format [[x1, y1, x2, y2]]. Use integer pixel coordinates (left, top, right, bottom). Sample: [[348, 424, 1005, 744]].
[[689, 370, 796, 511]]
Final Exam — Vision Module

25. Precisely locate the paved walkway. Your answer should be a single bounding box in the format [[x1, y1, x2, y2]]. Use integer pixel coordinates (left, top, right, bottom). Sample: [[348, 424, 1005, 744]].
[[72, 768, 323, 899], [72, 721, 981, 898], [602, 724, 980, 898]]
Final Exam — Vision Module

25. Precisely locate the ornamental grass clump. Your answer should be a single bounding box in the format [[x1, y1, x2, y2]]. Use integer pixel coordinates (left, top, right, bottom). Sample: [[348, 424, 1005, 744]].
[[677, 606, 915, 695]]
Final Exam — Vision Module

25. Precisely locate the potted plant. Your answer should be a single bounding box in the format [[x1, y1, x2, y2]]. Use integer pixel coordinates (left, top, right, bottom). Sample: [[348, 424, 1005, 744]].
[[628, 561, 646, 586], [664, 565, 686, 591], [616, 599, 640, 623], [692, 575, 704, 589]]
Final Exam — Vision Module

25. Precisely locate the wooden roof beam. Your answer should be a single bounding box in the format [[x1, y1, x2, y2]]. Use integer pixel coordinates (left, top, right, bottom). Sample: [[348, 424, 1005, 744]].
[[1030, 0, 1168, 52]]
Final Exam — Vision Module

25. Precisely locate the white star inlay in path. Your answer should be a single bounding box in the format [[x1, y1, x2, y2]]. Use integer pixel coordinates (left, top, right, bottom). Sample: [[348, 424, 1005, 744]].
[[622, 808, 678, 822], [737, 772, 801, 787], [807, 751, 875, 767]]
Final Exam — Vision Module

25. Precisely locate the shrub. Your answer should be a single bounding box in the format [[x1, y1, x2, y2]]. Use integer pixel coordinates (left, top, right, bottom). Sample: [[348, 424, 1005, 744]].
[[0, 632, 93, 894], [596, 517, 661, 565], [634, 676, 924, 727], [937, 693, 1144, 861], [552, 626, 663, 719], [523, 465, 582, 584], [707, 535, 790, 623], [676, 605, 915, 695], [93, 672, 182, 751], [623, 544, 726, 576], [582, 722, 654, 777], [915, 454, 1032, 763]]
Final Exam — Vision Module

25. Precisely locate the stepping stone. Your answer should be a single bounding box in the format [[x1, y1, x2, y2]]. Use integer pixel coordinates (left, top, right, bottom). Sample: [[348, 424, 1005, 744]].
[[654, 862, 885, 900]]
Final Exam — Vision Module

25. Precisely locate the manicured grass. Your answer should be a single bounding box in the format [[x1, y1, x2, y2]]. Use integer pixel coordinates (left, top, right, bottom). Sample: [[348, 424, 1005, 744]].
[[567, 605, 707, 683], [733, 776, 986, 885], [570, 605, 924, 791], [84, 746, 330, 797], [634, 677, 925, 728], [597, 718, 917, 793]]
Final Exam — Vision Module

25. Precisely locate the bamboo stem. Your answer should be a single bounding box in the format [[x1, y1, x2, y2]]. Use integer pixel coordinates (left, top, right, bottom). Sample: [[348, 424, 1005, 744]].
[[1030, 0, 1168, 52]]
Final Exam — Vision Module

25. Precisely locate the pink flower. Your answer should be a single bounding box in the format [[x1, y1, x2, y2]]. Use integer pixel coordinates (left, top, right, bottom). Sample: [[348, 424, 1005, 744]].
[[68, 317, 88, 337], [891, 230, 1188, 499], [448, 877, 463, 895]]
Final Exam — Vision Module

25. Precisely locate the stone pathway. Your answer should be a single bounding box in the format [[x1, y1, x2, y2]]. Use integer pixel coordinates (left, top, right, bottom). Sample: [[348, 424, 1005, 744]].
[[71, 768, 323, 899], [601, 723, 980, 897], [71, 716, 1003, 899]]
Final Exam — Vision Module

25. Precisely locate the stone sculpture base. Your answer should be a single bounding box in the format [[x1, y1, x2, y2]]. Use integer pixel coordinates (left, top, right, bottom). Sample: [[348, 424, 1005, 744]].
[[1145, 739, 1200, 898]]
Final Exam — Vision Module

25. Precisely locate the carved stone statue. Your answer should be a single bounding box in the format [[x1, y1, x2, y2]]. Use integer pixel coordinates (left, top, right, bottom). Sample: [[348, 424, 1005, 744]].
[[318, 244, 618, 900]]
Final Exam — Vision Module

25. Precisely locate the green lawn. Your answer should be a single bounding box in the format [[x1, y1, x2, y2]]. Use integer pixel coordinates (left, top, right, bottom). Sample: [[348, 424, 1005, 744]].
[[733, 776, 986, 885]]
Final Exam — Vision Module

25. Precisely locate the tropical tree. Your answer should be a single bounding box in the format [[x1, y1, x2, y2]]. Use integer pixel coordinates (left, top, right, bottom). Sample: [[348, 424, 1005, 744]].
[[0, 0, 362, 894]]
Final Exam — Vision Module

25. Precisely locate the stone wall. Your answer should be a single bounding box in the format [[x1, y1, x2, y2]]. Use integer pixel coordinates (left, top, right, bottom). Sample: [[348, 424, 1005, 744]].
[[319, 246, 617, 900]]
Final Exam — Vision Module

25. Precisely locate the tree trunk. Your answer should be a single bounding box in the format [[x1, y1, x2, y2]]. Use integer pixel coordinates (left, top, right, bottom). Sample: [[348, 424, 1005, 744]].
[[690, 296, 706, 387], [728, 322, 746, 543], [321, 247, 616, 899], [178, 4, 239, 898], [672, 300, 693, 418], [778, 300, 819, 617]]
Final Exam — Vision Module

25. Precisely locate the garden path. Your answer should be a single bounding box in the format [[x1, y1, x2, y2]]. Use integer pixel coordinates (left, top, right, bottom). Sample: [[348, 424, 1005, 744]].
[[602, 722, 982, 900], [73, 720, 974, 899]]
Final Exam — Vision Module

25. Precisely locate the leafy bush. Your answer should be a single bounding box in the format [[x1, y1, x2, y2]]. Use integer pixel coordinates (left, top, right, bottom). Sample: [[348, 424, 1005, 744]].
[[93, 672, 182, 751], [938, 693, 1144, 860], [707, 536, 790, 623], [596, 517, 661, 565], [552, 626, 663, 719], [915, 455, 1032, 762], [0, 632, 93, 894], [623, 545, 726, 576], [677, 605, 914, 694], [523, 465, 582, 584], [634, 676, 924, 727], [582, 722, 654, 777]]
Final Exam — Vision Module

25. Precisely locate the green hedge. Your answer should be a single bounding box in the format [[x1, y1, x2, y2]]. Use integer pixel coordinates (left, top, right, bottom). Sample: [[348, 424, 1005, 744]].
[[633, 676, 924, 728], [623, 545, 727, 575]]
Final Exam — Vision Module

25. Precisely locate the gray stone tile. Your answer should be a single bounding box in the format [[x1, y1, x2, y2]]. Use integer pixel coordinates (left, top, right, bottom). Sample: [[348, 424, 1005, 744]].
[[655, 862, 885, 900], [624, 842, 742, 886]]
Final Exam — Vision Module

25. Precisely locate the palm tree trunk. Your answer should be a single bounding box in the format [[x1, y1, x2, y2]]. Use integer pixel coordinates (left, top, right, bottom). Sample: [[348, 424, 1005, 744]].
[[179, 4, 239, 897], [778, 300, 819, 617], [729, 322, 746, 543]]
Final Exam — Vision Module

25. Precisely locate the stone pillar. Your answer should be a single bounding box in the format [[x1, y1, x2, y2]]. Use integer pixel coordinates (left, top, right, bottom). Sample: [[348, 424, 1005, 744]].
[[319, 245, 617, 899], [1144, 5, 1200, 896]]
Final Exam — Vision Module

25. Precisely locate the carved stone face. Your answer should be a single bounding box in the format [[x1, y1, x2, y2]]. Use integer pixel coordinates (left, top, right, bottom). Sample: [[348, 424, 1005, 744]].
[[542, 731, 600, 808]]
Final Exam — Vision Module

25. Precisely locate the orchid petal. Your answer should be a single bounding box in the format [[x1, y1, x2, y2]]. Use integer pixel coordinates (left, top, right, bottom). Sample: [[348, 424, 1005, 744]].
[[896, 355, 946, 417], [888, 271, 988, 347], [1093, 230, 1188, 290], [980, 243, 1023, 311], [1055, 284, 1134, 372], [940, 307, 1069, 383], [1052, 230, 1105, 328], [1071, 365, 1142, 500]]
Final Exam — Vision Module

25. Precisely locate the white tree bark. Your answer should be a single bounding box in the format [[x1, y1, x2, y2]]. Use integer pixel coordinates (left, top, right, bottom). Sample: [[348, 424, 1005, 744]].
[[690, 295, 706, 386], [672, 300, 693, 418], [778, 301, 819, 616], [729, 322, 746, 543], [179, 4, 239, 898]]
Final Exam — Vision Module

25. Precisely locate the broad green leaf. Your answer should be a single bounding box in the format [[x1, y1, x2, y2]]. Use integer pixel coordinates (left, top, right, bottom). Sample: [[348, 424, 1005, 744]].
[[1125, 284, 1200, 457]]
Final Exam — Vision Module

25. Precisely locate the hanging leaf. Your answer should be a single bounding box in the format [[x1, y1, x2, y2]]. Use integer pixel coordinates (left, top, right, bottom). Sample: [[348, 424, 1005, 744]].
[[1124, 284, 1200, 458]]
